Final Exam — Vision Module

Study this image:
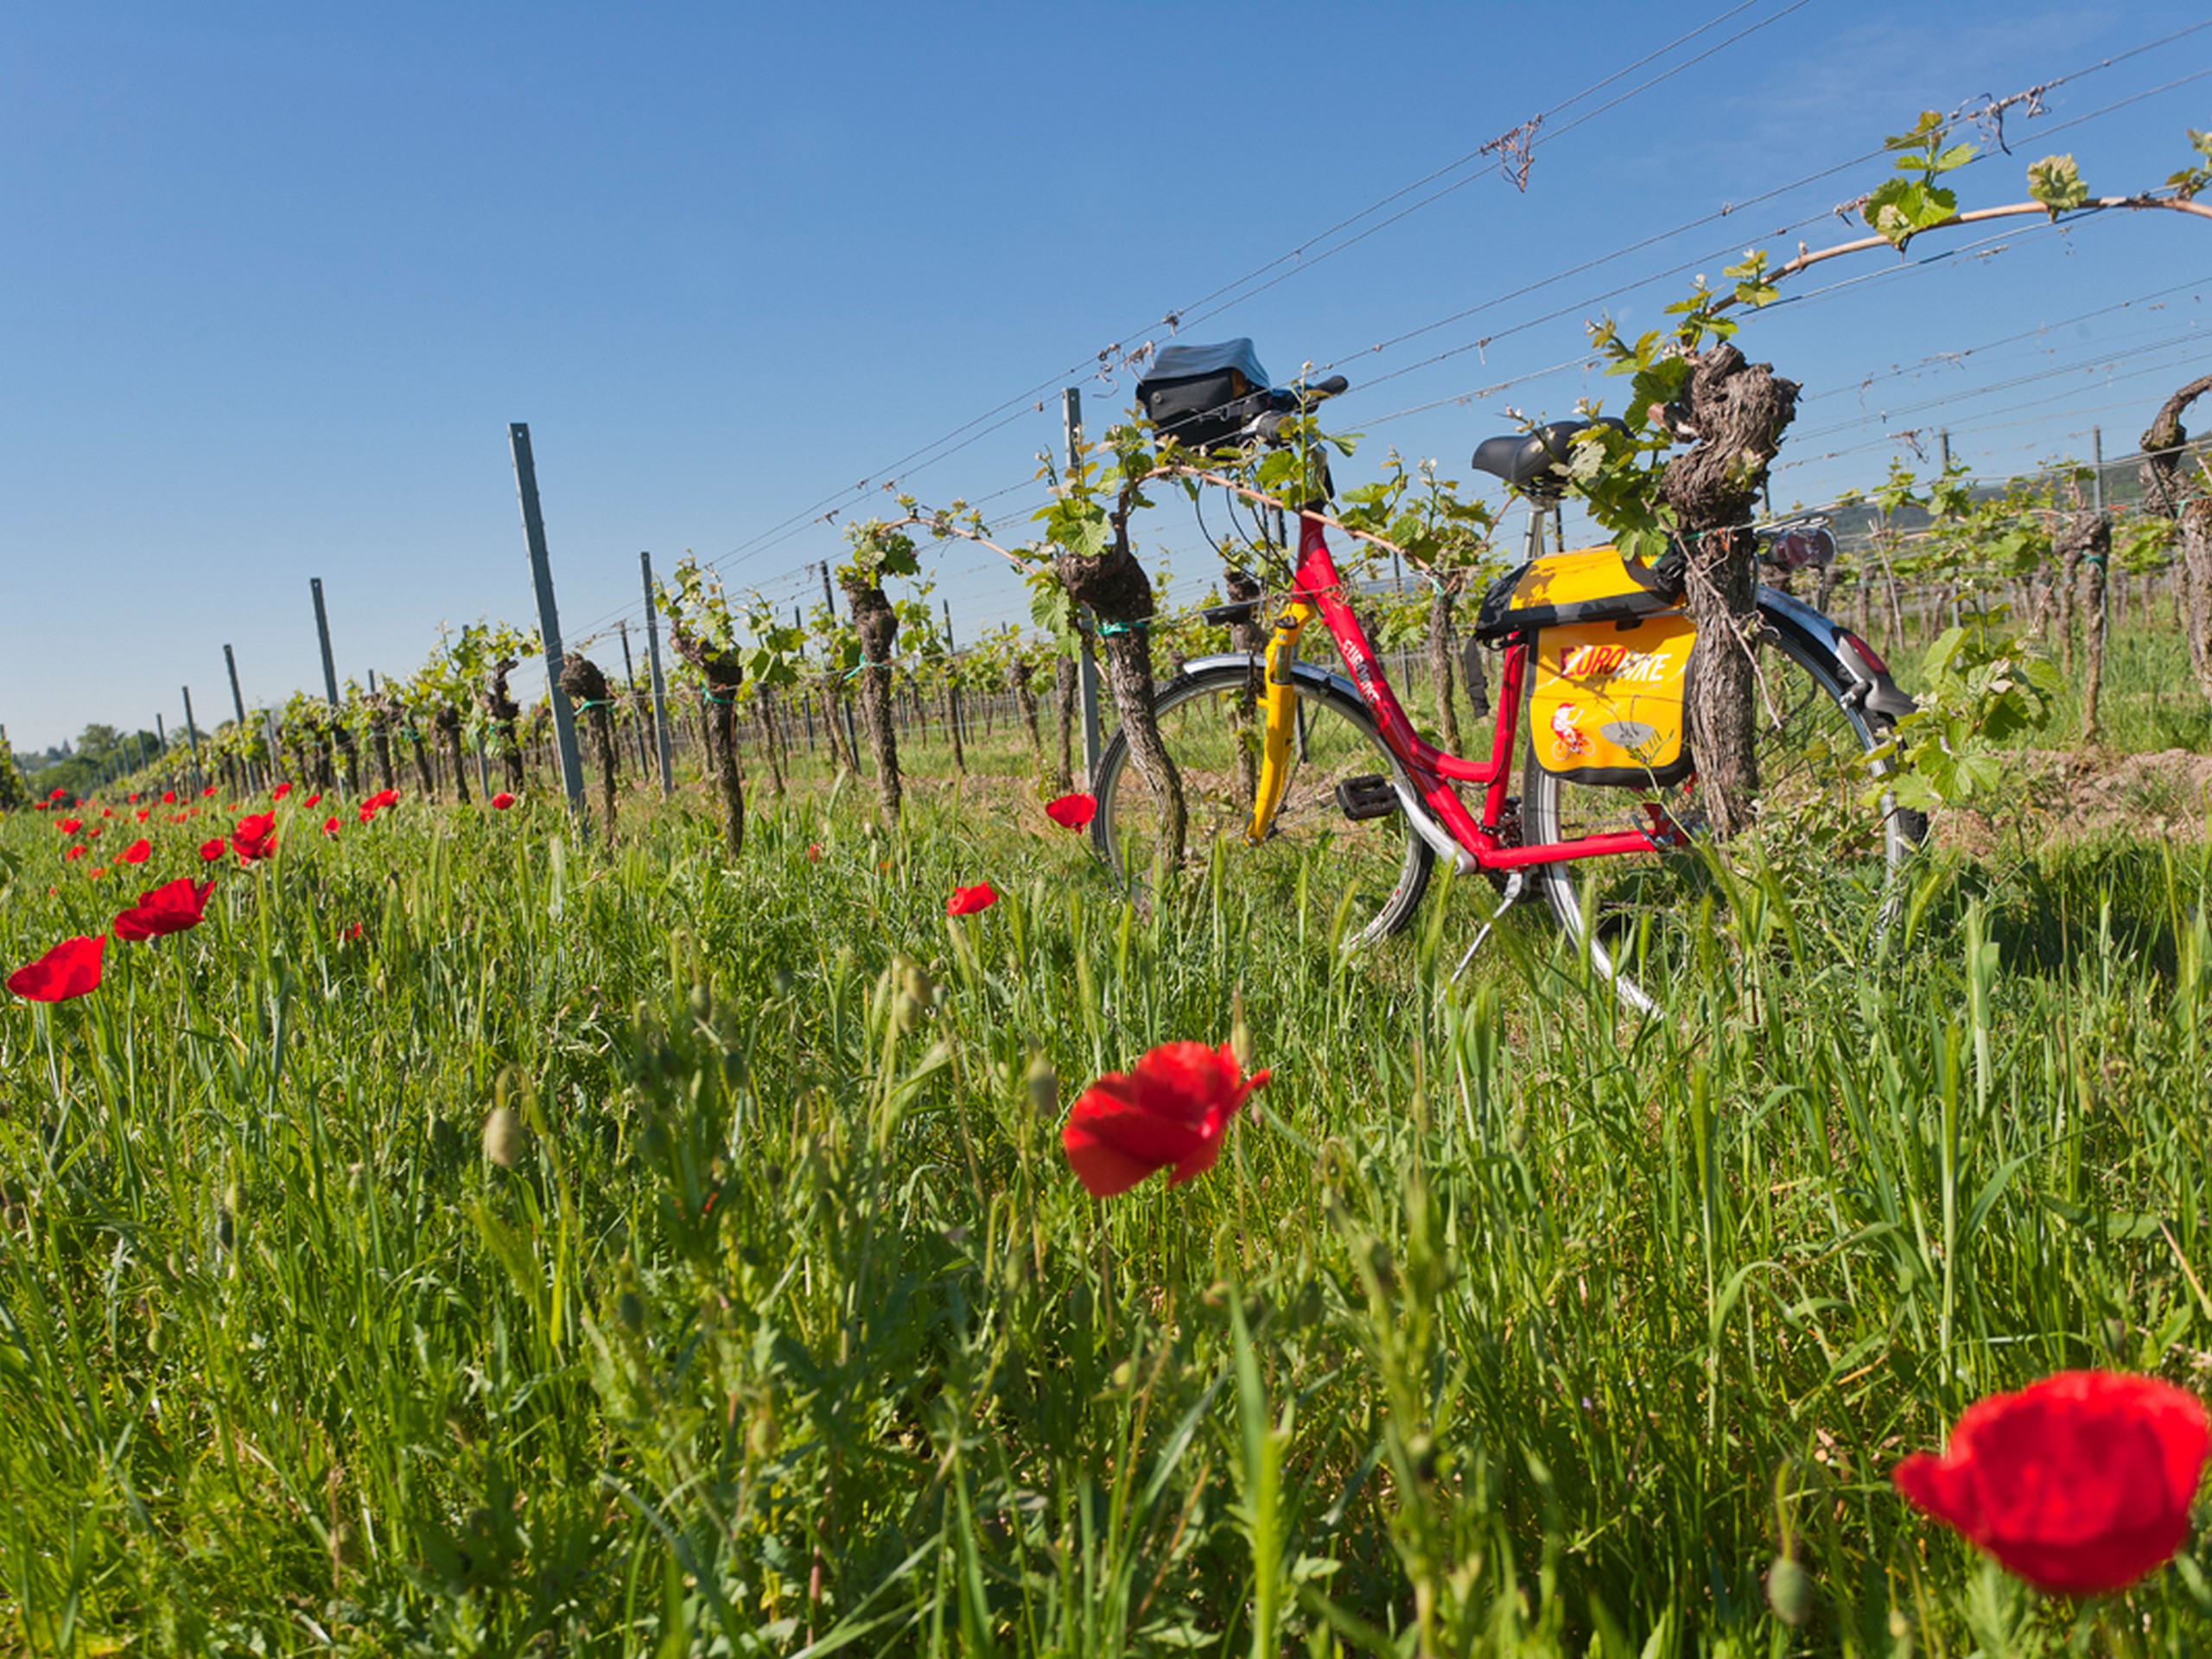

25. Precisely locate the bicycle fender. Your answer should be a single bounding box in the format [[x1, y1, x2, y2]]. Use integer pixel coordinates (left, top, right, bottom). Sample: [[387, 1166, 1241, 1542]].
[[1757, 588, 1916, 725], [1174, 652, 1358, 702]]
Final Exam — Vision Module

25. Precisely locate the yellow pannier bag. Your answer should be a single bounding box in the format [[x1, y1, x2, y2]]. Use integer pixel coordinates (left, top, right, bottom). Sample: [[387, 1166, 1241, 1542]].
[[1529, 610, 1696, 787]]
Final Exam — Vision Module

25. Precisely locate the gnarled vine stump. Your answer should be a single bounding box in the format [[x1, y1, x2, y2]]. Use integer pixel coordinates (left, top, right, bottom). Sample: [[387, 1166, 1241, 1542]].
[[840, 575, 902, 830], [1657, 343, 1799, 839]]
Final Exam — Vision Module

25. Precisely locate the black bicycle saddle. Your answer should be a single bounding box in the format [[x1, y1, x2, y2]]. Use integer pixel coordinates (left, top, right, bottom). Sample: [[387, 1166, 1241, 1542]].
[[1470, 417, 1628, 498]]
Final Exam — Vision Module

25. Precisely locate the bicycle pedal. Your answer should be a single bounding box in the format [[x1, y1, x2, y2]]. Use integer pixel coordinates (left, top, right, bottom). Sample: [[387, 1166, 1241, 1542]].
[[1334, 774, 1400, 822]]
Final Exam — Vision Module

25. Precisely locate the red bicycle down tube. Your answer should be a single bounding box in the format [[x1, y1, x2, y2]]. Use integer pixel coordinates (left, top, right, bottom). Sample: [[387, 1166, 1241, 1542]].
[[1289, 516, 1502, 857]]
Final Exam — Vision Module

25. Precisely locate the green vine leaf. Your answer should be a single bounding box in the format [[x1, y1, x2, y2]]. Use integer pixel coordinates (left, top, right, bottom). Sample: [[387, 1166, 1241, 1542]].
[[1865, 111, 1974, 246], [2026, 154, 2088, 214], [1724, 248, 1779, 308], [2167, 130, 2212, 200], [1864, 177, 1959, 245]]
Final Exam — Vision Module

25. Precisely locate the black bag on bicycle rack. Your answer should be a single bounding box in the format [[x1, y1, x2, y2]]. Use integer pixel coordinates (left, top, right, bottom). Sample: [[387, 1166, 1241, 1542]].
[[1137, 339, 1274, 450]]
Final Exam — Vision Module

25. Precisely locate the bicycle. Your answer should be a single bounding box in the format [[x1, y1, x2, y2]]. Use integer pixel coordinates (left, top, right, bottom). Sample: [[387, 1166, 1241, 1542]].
[[1090, 340, 1926, 1009]]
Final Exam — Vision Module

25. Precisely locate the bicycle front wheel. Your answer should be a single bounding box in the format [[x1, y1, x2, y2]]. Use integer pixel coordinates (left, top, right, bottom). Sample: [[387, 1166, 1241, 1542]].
[[1090, 662, 1434, 950], [1525, 613, 1921, 1012]]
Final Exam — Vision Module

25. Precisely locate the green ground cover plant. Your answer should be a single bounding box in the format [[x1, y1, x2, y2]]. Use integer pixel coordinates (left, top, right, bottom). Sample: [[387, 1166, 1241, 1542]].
[[3, 753, 2211, 1656]]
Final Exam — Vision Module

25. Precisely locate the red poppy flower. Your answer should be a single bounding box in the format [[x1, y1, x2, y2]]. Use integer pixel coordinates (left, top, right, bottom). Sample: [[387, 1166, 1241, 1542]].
[[1893, 1370, 2211, 1596], [86, 825, 101, 839], [492, 792, 515, 810], [114, 876, 214, 942], [304, 792, 323, 809], [58, 817, 82, 836], [7, 934, 105, 1002], [200, 785, 217, 798], [1044, 792, 1097, 830], [372, 788, 399, 810], [100, 807, 114, 818], [272, 782, 293, 801], [1061, 1041, 1271, 1198], [357, 801, 376, 824], [134, 809, 150, 823], [119, 838, 151, 865], [342, 922, 365, 943], [321, 815, 340, 836], [86, 868, 107, 880], [64, 845, 86, 862], [198, 838, 226, 863], [806, 842, 823, 862], [48, 786, 67, 801], [232, 812, 277, 863], [162, 791, 176, 804], [946, 883, 998, 917]]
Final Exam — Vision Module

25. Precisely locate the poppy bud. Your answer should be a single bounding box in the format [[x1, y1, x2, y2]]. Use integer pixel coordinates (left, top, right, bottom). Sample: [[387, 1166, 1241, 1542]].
[[482, 1106, 524, 1169], [1367, 1241, 1397, 1293], [1766, 1555, 1811, 1627], [1404, 1433, 1439, 1483], [1229, 989, 1255, 1075], [688, 981, 713, 1023], [617, 1290, 645, 1332], [1024, 1050, 1058, 1117], [891, 957, 933, 1033], [747, 1402, 779, 1460]]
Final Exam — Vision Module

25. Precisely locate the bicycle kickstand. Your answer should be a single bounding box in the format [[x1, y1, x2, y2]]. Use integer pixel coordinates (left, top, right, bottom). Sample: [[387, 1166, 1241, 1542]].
[[1451, 871, 1525, 983]]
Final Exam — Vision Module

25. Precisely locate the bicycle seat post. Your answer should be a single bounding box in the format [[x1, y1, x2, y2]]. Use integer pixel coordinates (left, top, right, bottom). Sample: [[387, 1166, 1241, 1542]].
[[1523, 497, 1548, 563]]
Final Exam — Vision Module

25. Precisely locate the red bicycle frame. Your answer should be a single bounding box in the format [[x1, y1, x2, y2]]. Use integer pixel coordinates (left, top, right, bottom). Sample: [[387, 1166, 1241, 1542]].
[[1274, 511, 1664, 871]]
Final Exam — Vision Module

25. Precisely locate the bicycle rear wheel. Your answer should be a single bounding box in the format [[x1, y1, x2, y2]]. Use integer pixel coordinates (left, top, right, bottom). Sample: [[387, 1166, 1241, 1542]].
[[1090, 662, 1433, 949], [1525, 613, 1922, 1011]]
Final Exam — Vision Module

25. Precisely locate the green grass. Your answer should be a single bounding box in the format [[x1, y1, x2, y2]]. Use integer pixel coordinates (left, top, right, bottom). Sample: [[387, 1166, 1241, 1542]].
[[3, 734, 2211, 1655]]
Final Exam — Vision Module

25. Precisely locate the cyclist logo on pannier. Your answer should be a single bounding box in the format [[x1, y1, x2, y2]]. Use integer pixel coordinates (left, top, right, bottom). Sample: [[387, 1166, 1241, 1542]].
[[1549, 702, 1592, 760]]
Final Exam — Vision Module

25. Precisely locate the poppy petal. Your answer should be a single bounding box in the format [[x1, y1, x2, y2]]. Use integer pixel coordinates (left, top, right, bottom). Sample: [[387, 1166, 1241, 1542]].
[[1063, 1120, 1175, 1198], [6, 934, 105, 1001]]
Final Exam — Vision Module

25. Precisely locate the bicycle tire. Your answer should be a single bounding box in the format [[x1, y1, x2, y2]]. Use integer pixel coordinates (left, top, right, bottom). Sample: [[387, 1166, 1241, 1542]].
[[1090, 661, 1434, 949], [1525, 607, 1924, 1012]]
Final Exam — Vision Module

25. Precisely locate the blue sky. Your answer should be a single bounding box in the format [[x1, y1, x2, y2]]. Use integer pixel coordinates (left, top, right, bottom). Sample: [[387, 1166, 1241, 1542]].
[[5, 3, 2209, 753]]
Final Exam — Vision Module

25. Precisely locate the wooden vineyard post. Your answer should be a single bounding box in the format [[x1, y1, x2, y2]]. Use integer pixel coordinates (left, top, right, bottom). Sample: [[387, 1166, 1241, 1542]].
[[640, 551, 675, 798], [617, 619, 652, 779], [181, 685, 204, 797], [312, 579, 340, 705], [507, 423, 589, 835], [310, 579, 362, 792], [224, 645, 252, 791]]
